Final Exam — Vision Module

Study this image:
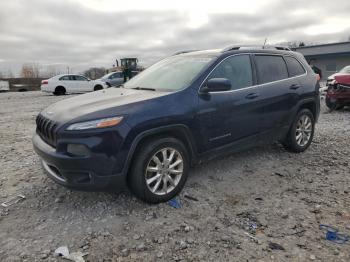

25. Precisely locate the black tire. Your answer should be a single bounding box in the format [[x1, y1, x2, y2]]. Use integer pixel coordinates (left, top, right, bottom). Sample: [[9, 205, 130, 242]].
[[283, 109, 315, 153], [325, 97, 338, 110], [94, 85, 103, 91], [128, 137, 189, 204], [54, 86, 66, 96], [335, 105, 344, 110]]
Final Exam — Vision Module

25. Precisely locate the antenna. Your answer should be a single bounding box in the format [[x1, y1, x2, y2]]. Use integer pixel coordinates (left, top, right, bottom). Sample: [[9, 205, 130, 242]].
[[263, 38, 268, 49]]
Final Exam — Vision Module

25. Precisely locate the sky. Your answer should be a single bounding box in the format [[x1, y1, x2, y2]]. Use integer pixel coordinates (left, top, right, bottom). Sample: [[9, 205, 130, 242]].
[[0, 0, 349, 76]]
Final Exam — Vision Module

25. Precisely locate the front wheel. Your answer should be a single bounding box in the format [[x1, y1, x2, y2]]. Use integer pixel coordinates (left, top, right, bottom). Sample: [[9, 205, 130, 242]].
[[325, 97, 339, 110], [94, 85, 103, 91], [282, 109, 315, 153], [128, 137, 189, 203]]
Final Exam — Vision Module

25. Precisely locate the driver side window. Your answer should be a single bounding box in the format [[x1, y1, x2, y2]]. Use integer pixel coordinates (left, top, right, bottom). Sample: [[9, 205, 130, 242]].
[[208, 55, 253, 90]]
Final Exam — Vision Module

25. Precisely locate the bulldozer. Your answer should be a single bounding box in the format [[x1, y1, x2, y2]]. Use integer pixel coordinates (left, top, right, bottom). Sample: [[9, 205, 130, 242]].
[[114, 58, 141, 82]]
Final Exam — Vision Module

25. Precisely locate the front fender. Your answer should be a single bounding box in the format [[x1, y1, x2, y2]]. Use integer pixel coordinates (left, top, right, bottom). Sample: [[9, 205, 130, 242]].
[[118, 124, 198, 177]]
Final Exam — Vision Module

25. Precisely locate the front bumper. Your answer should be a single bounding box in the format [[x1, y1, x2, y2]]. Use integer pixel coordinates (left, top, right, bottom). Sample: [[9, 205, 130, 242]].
[[33, 133, 127, 191]]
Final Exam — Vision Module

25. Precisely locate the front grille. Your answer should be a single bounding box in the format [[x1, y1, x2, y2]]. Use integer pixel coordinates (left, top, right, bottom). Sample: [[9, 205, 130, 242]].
[[36, 114, 58, 147]]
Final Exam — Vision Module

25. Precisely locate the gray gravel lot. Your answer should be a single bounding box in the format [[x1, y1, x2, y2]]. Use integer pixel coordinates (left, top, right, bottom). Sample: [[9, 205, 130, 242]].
[[0, 91, 350, 261]]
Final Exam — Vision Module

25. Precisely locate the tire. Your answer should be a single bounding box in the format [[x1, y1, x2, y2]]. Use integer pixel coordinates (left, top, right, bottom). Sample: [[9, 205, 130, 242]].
[[54, 86, 66, 96], [283, 109, 315, 153], [128, 137, 189, 203], [94, 85, 103, 91], [325, 97, 338, 110], [335, 105, 344, 110]]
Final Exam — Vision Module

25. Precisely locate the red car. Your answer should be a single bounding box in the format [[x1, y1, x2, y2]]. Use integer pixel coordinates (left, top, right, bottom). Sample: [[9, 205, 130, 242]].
[[326, 74, 350, 110]]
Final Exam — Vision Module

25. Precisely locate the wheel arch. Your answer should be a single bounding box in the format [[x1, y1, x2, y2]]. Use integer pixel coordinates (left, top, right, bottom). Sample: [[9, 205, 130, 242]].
[[55, 85, 66, 91], [122, 125, 198, 177], [298, 100, 317, 120]]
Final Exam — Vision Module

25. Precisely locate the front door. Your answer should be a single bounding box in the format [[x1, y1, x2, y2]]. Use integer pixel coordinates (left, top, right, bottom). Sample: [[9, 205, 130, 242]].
[[73, 75, 91, 92], [194, 54, 264, 153]]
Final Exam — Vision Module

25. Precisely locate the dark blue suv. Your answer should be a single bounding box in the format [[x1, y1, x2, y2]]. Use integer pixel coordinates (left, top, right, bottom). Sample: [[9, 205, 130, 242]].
[[33, 46, 320, 203]]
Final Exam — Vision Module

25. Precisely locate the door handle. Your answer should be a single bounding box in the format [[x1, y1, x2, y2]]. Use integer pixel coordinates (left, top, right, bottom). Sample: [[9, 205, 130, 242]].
[[245, 93, 259, 99], [290, 84, 301, 90]]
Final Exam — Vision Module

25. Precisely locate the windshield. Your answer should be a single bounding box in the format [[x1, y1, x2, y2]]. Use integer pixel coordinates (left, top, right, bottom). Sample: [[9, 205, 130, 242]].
[[102, 73, 114, 79], [124, 55, 214, 91], [339, 66, 350, 74]]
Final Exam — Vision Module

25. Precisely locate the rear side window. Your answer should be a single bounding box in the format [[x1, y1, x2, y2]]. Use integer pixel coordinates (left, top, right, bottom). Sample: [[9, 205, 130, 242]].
[[284, 56, 305, 77], [208, 55, 253, 90], [255, 55, 288, 84], [59, 75, 71, 81]]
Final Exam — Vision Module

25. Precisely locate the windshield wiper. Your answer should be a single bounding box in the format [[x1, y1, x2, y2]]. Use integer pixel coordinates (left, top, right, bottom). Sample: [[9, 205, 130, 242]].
[[131, 87, 156, 91]]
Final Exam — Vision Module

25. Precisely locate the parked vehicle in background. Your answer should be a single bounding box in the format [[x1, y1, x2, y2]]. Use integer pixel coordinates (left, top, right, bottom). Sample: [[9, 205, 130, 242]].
[[327, 65, 350, 86], [99, 72, 124, 87], [0, 80, 10, 92], [33, 46, 320, 203], [326, 74, 350, 110], [41, 74, 108, 95]]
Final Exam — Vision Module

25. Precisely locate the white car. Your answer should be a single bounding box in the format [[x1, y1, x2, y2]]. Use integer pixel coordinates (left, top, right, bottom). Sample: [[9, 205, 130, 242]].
[[41, 74, 108, 95], [0, 80, 10, 92]]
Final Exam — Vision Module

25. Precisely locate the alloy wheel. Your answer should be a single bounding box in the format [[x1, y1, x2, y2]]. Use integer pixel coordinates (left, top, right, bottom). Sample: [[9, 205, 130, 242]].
[[295, 115, 312, 147], [145, 147, 184, 196]]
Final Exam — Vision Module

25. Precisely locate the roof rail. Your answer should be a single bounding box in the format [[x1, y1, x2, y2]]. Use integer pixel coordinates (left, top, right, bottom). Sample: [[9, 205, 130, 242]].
[[172, 50, 198, 56], [222, 45, 291, 52]]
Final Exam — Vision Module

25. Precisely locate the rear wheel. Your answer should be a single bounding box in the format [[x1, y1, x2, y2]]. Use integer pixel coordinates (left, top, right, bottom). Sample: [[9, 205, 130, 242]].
[[283, 109, 315, 153], [128, 137, 189, 203], [54, 86, 66, 96]]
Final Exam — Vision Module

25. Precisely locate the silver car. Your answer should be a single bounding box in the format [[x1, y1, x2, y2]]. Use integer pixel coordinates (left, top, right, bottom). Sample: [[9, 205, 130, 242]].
[[100, 72, 124, 87]]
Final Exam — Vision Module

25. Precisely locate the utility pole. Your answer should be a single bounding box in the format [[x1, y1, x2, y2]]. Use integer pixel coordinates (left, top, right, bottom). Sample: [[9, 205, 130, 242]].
[[67, 66, 70, 74], [263, 38, 268, 49]]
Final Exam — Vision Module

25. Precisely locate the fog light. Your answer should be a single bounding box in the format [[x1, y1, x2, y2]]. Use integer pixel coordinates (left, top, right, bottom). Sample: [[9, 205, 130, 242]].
[[67, 144, 89, 156]]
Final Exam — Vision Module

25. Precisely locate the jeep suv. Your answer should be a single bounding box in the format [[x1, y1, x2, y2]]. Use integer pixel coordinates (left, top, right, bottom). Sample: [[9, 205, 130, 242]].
[[33, 46, 320, 203]]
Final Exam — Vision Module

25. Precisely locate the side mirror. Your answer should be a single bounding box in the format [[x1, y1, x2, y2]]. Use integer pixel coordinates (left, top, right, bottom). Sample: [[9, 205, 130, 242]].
[[200, 78, 232, 93]]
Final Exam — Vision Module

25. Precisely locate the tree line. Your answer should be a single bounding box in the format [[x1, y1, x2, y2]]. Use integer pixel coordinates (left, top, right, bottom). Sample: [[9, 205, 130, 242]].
[[0, 63, 107, 80]]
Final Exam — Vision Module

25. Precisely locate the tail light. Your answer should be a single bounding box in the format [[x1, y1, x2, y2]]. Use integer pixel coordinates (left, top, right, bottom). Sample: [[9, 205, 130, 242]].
[[41, 80, 48, 85]]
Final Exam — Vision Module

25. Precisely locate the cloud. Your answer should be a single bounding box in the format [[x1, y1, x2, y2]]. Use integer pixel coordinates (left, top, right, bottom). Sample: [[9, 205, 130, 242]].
[[0, 0, 349, 76]]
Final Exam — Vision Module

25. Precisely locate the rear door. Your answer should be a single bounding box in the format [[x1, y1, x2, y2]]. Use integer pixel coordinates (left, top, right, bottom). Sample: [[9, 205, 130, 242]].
[[253, 54, 304, 136], [58, 75, 75, 92], [195, 54, 265, 152]]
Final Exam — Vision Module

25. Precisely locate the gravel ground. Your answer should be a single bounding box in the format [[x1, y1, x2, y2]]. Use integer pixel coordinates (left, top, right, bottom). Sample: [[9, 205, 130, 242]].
[[0, 91, 349, 262]]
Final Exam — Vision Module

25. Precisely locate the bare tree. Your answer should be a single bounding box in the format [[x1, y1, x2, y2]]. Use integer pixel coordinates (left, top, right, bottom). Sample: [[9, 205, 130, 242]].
[[6, 69, 14, 78], [40, 65, 63, 78], [21, 63, 41, 78], [83, 67, 106, 80]]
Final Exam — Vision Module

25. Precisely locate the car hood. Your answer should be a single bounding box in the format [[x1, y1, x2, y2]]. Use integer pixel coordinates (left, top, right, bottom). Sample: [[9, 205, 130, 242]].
[[327, 73, 349, 80], [41, 88, 168, 123], [92, 79, 105, 84]]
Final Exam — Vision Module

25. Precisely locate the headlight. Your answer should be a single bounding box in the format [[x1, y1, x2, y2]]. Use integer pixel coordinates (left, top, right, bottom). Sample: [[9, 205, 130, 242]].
[[66, 116, 123, 130]]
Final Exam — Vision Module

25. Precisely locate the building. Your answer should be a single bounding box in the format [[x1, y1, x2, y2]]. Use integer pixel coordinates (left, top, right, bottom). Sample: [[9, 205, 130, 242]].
[[294, 41, 350, 80]]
